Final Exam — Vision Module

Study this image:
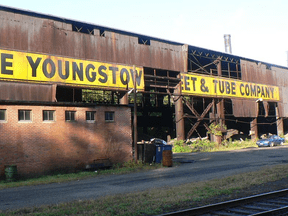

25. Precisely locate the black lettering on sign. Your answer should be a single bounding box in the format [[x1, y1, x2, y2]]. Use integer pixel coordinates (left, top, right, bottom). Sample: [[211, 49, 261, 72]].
[[270, 87, 274, 98], [250, 85, 256, 97], [120, 68, 130, 85], [129, 69, 143, 86], [213, 80, 218, 93], [26, 56, 41, 77], [225, 81, 230, 94], [200, 78, 209, 92], [240, 83, 245, 96], [257, 86, 261, 97], [245, 84, 250, 96], [265, 87, 270, 98], [98, 65, 108, 83], [58, 60, 70, 80], [261, 86, 265, 98], [109, 66, 118, 84], [191, 77, 197, 91], [184, 76, 190, 91], [1, 53, 13, 75], [85, 64, 96, 82], [219, 80, 225, 93], [43, 59, 56, 78], [72, 62, 83, 81], [231, 82, 236, 95]]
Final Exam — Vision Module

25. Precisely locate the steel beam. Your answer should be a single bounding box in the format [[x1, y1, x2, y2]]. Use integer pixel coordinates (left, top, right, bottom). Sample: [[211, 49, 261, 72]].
[[250, 118, 258, 140], [174, 83, 185, 140], [216, 60, 225, 126], [276, 104, 284, 136]]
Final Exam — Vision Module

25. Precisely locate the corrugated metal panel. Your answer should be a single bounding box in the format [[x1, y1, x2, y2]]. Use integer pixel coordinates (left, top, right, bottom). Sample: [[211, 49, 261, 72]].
[[232, 98, 258, 117], [271, 66, 288, 117], [278, 102, 284, 117], [0, 82, 56, 102], [240, 60, 277, 85], [240, 60, 288, 117], [0, 10, 186, 72]]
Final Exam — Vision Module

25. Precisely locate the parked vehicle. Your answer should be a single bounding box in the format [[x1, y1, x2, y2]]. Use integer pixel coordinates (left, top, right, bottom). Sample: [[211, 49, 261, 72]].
[[256, 135, 285, 147]]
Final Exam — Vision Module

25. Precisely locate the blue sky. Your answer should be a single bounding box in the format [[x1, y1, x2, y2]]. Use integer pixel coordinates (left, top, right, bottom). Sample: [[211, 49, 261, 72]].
[[2, 0, 288, 67]]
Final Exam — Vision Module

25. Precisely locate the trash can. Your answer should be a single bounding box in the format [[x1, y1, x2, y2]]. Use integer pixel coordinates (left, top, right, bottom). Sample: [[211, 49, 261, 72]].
[[5, 165, 17, 182], [155, 144, 164, 163], [162, 146, 173, 167], [155, 144, 172, 164], [137, 143, 155, 163]]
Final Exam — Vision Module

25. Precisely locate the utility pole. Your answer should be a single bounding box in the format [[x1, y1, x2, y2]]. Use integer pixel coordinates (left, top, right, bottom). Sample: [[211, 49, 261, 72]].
[[133, 65, 138, 162]]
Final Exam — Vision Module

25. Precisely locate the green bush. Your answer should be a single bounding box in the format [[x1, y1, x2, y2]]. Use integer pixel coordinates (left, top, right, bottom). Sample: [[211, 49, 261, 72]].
[[173, 140, 192, 153], [172, 138, 257, 153], [190, 139, 217, 152]]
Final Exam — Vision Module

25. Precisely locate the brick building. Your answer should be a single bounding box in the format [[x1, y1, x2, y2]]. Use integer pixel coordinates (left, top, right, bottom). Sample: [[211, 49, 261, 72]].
[[0, 102, 132, 178]]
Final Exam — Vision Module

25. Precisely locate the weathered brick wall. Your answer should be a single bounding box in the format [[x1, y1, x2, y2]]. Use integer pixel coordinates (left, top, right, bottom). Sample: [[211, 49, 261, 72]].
[[0, 104, 132, 178]]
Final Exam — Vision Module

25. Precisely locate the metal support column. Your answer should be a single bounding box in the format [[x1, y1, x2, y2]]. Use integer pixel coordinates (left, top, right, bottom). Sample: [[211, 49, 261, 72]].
[[250, 118, 258, 140], [174, 82, 185, 140], [216, 60, 225, 126], [276, 104, 284, 136]]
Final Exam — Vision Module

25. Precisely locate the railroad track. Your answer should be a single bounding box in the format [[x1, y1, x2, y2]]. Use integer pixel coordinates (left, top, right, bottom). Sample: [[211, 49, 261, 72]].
[[159, 189, 288, 216]]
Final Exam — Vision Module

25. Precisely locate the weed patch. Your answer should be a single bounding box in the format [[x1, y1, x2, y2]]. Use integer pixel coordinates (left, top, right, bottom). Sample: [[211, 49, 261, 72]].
[[172, 139, 257, 153]]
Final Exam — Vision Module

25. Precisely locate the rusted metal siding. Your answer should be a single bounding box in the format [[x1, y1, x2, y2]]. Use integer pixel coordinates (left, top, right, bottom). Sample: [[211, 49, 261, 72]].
[[0, 10, 186, 72], [0, 82, 56, 102], [271, 66, 288, 117], [240, 60, 277, 85], [235, 59, 287, 117], [232, 98, 258, 117]]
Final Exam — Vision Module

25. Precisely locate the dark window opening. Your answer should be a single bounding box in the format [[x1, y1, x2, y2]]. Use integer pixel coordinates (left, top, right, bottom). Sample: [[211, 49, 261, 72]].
[[43, 110, 55, 121], [105, 111, 114, 122], [0, 110, 6, 121], [100, 29, 105, 37], [86, 111, 96, 121], [18, 110, 31, 121], [72, 24, 94, 35], [138, 37, 150, 45], [65, 111, 76, 121]]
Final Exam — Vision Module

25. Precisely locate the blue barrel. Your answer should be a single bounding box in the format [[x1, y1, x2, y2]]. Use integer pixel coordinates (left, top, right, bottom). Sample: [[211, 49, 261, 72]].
[[155, 145, 172, 163], [155, 144, 163, 163]]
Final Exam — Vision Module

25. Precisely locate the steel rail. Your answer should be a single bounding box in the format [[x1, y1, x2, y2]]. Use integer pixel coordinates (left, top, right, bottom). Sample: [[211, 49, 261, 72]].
[[158, 188, 288, 216]]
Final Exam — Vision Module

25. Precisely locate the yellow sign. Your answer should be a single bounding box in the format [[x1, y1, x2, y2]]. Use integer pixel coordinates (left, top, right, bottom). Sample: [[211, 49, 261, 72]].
[[0, 49, 144, 90], [181, 73, 280, 101]]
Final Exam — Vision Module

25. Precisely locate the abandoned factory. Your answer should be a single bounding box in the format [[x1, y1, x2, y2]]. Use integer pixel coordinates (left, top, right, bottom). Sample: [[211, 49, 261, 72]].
[[0, 5, 287, 178]]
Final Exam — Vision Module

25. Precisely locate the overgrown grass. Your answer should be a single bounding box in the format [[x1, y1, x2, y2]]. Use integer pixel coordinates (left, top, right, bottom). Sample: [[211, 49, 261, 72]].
[[1, 164, 288, 216], [173, 139, 258, 153], [0, 161, 163, 189]]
